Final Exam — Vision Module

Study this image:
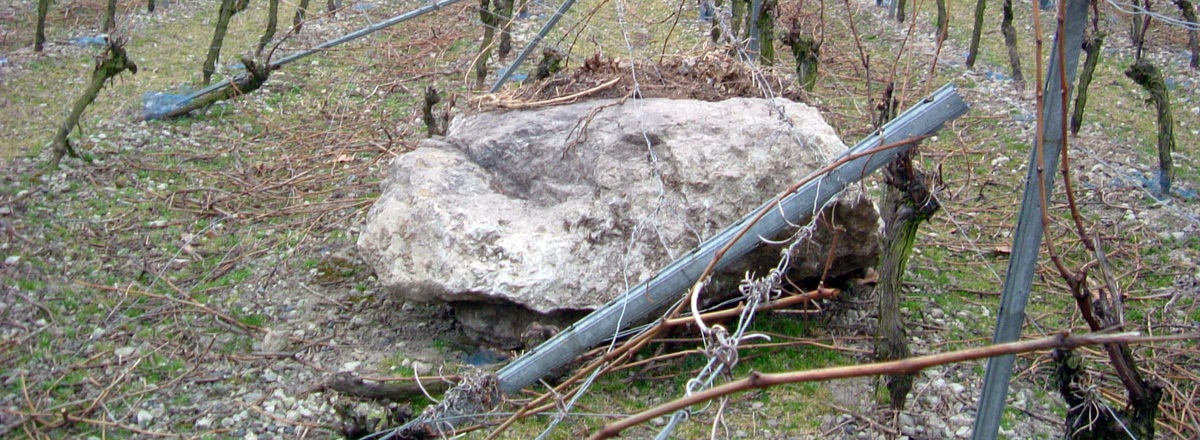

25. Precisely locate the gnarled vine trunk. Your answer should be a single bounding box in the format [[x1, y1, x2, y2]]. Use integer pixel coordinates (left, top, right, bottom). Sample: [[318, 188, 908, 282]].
[[783, 19, 819, 91], [36, 0, 51, 52], [104, 0, 118, 32], [1071, 33, 1104, 136], [873, 85, 938, 410], [1000, 0, 1025, 88], [50, 40, 137, 169], [202, 0, 250, 85], [257, 0, 280, 55], [1176, 0, 1200, 69], [1125, 61, 1176, 194], [966, 0, 986, 68]]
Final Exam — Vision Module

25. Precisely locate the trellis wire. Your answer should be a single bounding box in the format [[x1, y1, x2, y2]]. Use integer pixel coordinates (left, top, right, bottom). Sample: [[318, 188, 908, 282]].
[[1105, 0, 1200, 30], [651, 227, 814, 439], [145, 0, 470, 119]]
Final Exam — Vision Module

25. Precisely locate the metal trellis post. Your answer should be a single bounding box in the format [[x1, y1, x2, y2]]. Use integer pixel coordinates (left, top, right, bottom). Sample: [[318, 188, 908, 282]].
[[970, 0, 1088, 438], [488, 0, 578, 92]]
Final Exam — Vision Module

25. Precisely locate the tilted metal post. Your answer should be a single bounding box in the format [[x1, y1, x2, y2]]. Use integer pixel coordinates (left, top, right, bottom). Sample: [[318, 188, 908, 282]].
[[971, 0, 1087, 438], [495, 83, 969, 395], [146, 0, 468, 120], [747, 0, 763, 57], [488, 0, 578, 92]]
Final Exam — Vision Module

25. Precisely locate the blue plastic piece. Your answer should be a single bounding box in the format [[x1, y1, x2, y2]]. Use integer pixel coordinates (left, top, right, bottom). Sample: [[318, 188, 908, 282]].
[[509, 73, 527, 82], [352, 2, 378, 10], [0, 57, 8, 65], [1173, 187, 1198, 200], [984, 71, 1011, 81], [143, 91, 192, 120], [72, 36, 108, 47]]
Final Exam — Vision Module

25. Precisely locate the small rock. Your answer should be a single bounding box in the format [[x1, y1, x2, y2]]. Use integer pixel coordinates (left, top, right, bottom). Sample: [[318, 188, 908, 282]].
[[929, 415, 946, 429], [262, 370, 278, 382], [931, 378, 947, 390], [650, 416, 666, 427], [948, 383, 966, 395], [340, 361, 362, 373], [898, 413, 915, 427], [5, 255, 21, 266], [136, 409, 153, 427], [735, 429, 748, 438], [411, 361, 433, 375], [196, 417, 213, 429], [115, 346, 137, 360], [0, 206, 10, 215], [949, 414, 972, 426], [955, 426, 971, 437], [261, 330, 287, 353]]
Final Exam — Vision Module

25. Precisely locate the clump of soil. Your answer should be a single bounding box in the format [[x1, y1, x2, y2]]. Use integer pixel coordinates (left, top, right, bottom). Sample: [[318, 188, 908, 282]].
[[474, 51, 800, 111]]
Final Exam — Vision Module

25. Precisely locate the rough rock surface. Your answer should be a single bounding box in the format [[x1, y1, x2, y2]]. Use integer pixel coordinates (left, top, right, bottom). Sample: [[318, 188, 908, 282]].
[[359, 97, 880, 326]]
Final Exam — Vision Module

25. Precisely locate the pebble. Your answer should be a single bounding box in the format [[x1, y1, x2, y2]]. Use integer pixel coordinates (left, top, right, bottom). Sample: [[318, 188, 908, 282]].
[[136, 409, 153, 426], [650, 416, 666, 427], [261, 330, 287, 353], [955, 426, 972, 437], [115, 346, 137, 360], [898, 413, 915, 427], [341, 361, 362, 373], [411, 361, 433, 375], [5, 255, 21, 266], [929, 415, 946, 429], [949, 414, 973, 426], [262, 370, 278, 382], [948, 383, 966, 395]]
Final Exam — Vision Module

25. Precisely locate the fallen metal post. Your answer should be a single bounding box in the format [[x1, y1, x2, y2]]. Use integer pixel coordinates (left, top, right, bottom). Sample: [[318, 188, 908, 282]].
[[146, 0, 467, 120], [971, 0, 1087, 438], [488, 0, 578, 93], [496, 83, 968, 395]]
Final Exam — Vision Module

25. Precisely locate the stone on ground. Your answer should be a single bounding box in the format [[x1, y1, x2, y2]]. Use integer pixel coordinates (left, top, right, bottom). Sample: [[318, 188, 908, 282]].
[[358, 97, 880, 344]]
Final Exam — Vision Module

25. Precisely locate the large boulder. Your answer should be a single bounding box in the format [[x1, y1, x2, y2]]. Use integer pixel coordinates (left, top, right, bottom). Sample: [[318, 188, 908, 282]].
[[359, 97, 880, 343]]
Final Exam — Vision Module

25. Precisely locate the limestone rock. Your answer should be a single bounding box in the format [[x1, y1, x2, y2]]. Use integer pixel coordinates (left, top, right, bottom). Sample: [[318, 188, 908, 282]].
[[359, 97, 879, 323]]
